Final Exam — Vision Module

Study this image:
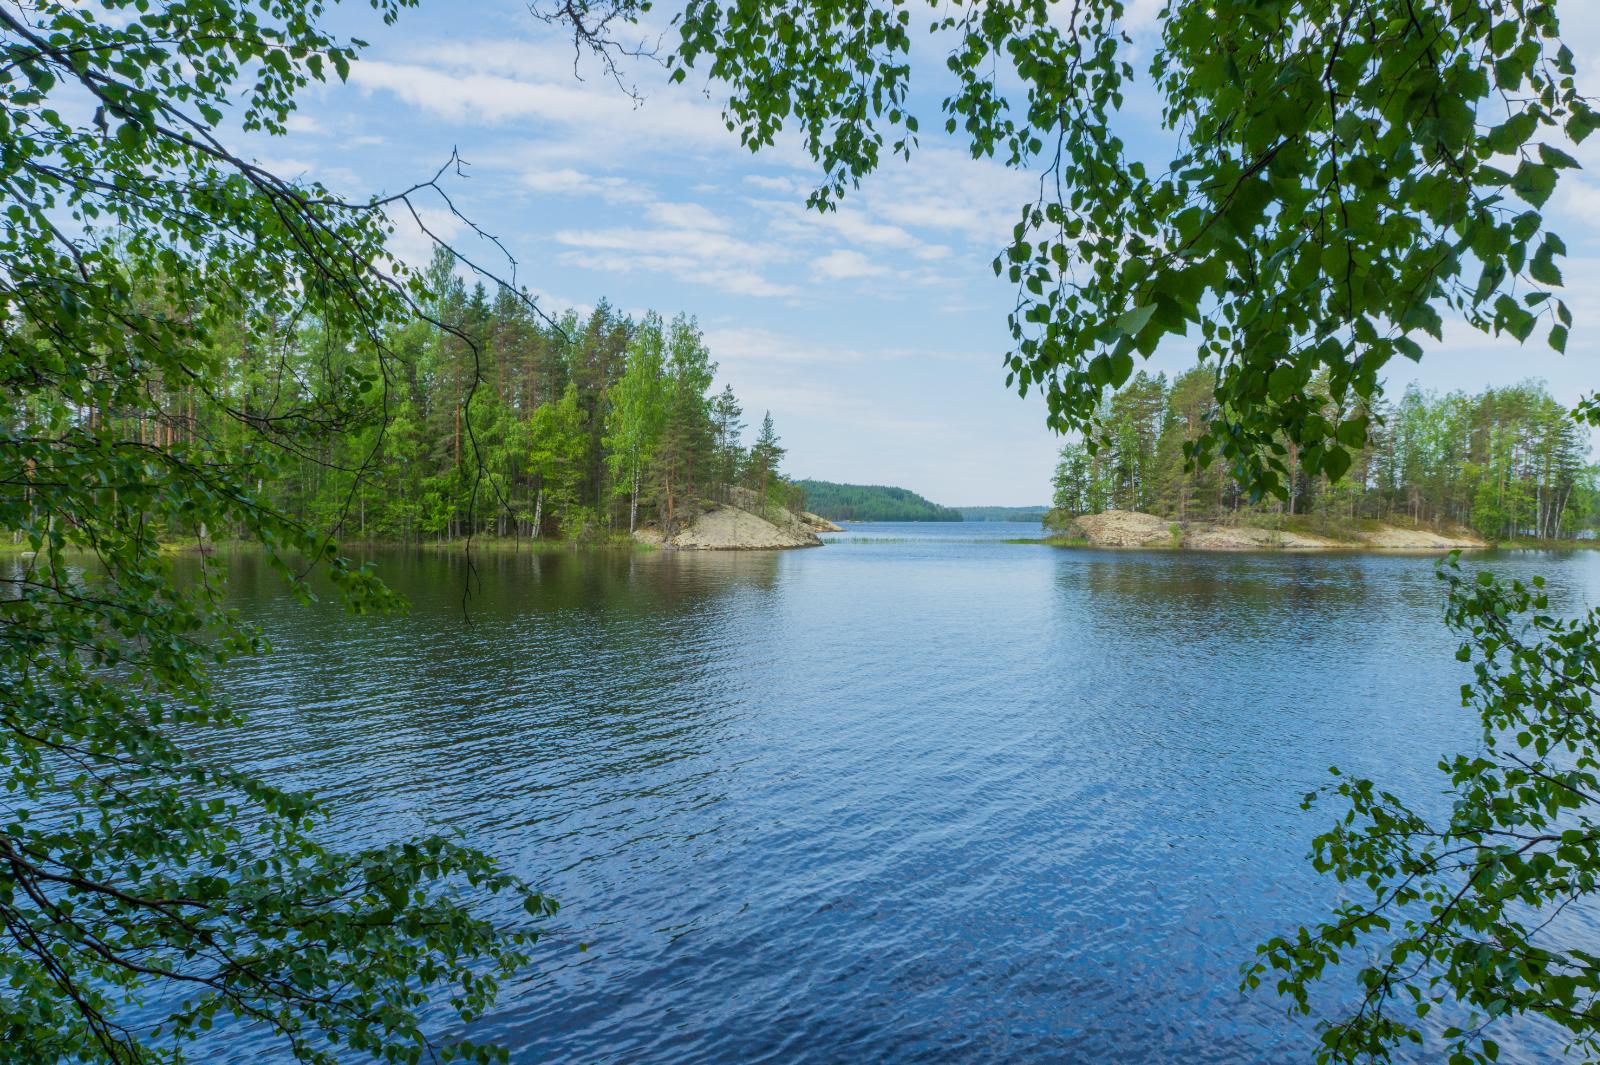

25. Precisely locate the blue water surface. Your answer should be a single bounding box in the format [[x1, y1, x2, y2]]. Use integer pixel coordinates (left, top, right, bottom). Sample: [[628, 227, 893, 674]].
[[210, 524, 1600, 1063]]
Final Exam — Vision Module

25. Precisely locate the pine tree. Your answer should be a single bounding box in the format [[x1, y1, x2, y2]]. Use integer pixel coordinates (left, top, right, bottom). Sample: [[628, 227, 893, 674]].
[[748, 411, 786, 507], [710, 384, 747, 496], [647, 316, 716, 534]]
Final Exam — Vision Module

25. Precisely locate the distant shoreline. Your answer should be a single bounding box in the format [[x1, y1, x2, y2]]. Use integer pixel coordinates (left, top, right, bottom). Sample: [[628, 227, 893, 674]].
[[1016, 537, 1495, 554]]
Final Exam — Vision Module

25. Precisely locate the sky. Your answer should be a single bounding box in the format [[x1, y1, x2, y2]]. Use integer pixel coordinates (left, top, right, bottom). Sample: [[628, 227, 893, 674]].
[[239, 0, 1600, 506]]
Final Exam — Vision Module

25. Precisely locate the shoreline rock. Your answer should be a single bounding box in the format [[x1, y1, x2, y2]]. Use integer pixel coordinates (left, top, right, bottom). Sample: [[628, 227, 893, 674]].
[[800, 511, 845, 533], [1057, 509, 1487, 552], [633, 487, 824, 550]]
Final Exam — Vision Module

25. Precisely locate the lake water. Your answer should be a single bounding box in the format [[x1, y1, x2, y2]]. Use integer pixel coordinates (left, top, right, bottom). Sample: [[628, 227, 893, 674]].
[[210, 523, 1600, 1063]]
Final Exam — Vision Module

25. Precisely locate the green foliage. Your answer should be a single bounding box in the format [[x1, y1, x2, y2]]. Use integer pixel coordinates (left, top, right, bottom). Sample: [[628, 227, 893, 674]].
[[1246, 560, 1600, 1064], [556, 0, 1588, 500], [795, 480, 961, 522], [647, 316, 718, 532], [745, 411, 787, 509], [604, 313, 668, 531], [35, 265, 779, 548], [352, 297, 765, 541], [1047, 372, 1595, 542], [527, 383, 588, 535], [0, 3, 575, 1062], [710, 384, 747, 492]]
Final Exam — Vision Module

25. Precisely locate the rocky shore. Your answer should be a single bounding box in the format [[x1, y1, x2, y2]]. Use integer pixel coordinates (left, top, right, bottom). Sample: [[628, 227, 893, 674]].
[[633, 488, 835, 550], [1055, 510, 1487, 551]]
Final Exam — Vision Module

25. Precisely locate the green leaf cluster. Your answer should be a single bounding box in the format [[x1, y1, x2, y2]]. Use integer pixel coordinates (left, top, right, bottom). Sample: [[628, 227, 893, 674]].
[[1247, 562, 1600, 1063], [555, 0, 1590, 499], [0, 4, 558, 1061]]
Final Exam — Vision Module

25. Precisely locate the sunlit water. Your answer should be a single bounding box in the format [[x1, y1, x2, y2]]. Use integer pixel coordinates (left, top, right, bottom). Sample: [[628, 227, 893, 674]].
[[203, 523, 1600, 1062]]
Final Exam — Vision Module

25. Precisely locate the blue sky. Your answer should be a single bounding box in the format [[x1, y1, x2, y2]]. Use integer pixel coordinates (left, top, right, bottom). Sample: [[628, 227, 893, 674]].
[[247, 0, 1600, 506]]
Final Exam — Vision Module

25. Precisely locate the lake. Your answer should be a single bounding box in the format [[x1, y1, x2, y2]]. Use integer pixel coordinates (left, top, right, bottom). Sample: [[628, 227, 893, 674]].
[[210, 523, 1600, 1063]]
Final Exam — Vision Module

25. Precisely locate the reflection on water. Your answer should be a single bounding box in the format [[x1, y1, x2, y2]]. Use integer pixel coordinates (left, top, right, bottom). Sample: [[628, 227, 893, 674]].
[[197, 526, 1600, 1063]]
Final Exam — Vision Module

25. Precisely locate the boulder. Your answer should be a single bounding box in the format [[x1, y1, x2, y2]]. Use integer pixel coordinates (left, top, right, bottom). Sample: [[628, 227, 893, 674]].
[[634, 487, 824, 550], [1067, 510, 1176, 547], [800, 511, 845, 533]]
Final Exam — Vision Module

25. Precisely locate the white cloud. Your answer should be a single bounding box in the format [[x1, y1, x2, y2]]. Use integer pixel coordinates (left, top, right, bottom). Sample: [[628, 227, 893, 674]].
[[320, 165, 366, 192], [553, 224, 770, 267], [646, 201, 730, 232], [348, 57, 731, 155], [745, 174, 806, 194], [385, 204, 464, 270], [812, 249, 887, 281], [744, 381, 949, 437], [867, 147, 1033, 247], [338, 29, 1035, 305], [564, 254, 791, 298], [554, 220, 795, 298], [1122, 0, 1165, 32], [1045, 0, 1161, 35], [740, 151, 1030, 267], [251, 155, 316, 179], [523, 286, 595, 321], [1554, 177, 1600, 229], [521, 167, 595, 194], [522, 167, 653, 204], [704, 327, 865, 367], [703, 326, 980, 368], [819, 205, 945, 257]]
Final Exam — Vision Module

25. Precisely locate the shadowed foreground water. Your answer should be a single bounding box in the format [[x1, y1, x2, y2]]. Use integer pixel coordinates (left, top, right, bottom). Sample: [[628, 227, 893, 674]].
[[207, 524, 1600, 1063]]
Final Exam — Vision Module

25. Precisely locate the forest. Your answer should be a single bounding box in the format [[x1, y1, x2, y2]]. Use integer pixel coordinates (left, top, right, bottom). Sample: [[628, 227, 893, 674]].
[[795, 480, 964, 522], [49, 249, 801, 546], [958, 506, 1050, 522], [1049, 368, 1599, 542]]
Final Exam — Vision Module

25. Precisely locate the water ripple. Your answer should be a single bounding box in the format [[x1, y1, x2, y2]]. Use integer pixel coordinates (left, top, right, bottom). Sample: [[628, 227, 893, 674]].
[[193, 527, 1600, 1063]]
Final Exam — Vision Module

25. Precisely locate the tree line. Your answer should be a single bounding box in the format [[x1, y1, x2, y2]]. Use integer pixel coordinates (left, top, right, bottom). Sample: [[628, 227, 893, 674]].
[[958, 506, 1050, 523], [1049, 368, 1598, 541], [17, 249, 803, 546], [794, 480, 963, 522]]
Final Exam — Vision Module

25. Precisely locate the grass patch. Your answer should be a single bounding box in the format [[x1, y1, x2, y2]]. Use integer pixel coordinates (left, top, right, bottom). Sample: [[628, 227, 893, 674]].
[[1031, 535, 1090, 547]]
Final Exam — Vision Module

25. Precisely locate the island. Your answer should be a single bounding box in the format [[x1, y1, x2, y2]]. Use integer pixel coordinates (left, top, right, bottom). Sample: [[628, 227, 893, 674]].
[[1048, 510, 1487, 551]]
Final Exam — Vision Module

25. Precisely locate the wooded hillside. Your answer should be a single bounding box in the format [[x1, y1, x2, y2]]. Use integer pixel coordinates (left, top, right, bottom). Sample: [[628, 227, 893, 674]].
[[795, 480, 962, 522]]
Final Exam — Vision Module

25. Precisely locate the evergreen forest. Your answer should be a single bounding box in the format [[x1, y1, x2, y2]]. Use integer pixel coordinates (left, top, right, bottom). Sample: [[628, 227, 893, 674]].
[[11, 249, 803, 547], [1049, 368, 1598, 541], [795, 480, 964, 522]]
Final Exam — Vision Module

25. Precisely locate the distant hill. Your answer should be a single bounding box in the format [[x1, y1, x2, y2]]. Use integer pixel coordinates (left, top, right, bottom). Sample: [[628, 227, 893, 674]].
[[957, 506, 1049, 523], [795, 480, 963, 522]]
